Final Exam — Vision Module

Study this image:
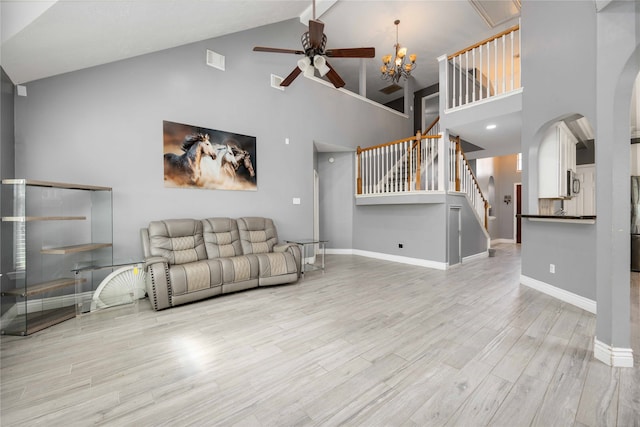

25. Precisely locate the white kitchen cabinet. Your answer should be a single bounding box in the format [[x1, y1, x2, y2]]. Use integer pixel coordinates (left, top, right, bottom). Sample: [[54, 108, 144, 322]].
[[538, 121, 578, 199]]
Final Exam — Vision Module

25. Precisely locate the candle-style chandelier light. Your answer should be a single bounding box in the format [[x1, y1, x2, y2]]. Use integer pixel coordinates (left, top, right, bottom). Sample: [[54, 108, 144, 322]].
[[380, 19, 417, 83]]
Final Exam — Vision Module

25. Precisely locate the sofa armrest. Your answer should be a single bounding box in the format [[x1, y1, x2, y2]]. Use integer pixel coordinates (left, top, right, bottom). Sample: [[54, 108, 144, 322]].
[[274, 243, 302, 277], [144, 256, 172, 310]]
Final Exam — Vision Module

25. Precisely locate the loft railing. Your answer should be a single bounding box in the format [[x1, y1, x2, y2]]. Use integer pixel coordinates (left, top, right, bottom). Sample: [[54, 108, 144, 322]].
[[449, 135, 490, 230], [446, 24, 521, 110], [356, 118, 443, 195]]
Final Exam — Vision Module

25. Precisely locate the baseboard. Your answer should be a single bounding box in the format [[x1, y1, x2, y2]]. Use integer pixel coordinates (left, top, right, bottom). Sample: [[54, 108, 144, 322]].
[[491, 238, 515, 245], [463, 251, 489, 263], [351, 249, 447, 270], [594, 337, 634, 367], [520, 274, 597, 314], [325, 249, 353, 255]]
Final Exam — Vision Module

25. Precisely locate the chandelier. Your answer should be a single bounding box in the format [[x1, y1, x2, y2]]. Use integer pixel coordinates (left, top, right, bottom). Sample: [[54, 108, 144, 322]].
[[380, 20, 417, 83]]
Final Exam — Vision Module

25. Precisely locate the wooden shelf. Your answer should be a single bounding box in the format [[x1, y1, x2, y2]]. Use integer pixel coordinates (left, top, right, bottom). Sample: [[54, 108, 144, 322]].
[[2, 216, 86, 222], [41, 243, 112, 255], [2, 277, 86, 297], [1, 179, 111, 191], [1, 306, 77, 336]]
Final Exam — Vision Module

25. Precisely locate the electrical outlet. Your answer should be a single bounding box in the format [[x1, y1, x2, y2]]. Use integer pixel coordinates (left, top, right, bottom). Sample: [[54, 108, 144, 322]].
[[550, 264, 555, 274], [398, 243, 403, 249]]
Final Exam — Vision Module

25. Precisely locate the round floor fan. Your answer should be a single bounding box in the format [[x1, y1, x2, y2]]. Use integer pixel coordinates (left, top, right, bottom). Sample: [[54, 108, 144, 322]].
[[91, 264, 146, 311]]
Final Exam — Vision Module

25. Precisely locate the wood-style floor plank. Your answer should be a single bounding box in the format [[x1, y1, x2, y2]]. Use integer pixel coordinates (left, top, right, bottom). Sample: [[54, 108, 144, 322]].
[[1, 244, 638, 426]]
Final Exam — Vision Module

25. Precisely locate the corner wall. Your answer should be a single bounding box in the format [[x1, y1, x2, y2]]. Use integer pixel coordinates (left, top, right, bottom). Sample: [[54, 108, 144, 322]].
[[520, 1, 597, 301]]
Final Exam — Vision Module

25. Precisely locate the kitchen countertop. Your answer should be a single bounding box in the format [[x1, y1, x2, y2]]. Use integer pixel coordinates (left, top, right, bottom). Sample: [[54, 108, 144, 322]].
[[517, 214, 596, 224]]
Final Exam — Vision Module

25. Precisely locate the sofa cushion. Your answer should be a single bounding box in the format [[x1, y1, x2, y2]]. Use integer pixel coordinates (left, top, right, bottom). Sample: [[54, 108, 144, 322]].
[[169, 259, 222, 296], [202, 217, 243, 258], [237, 217, 278, 254], [255, 252, 298, 278], [148, 219, 207, 265], [218, 255, 258, 282]]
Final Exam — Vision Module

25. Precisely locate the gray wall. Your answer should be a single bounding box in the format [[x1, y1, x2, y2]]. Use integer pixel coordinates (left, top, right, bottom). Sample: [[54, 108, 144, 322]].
[[520, 1, 597, 300], [318, 151, 354, 250], [1, 67, 16, 296], [12, 19, 408, 261], [353, 203, 447, 262], [1, 67, 14, 180], [448, 193, 489, 259]]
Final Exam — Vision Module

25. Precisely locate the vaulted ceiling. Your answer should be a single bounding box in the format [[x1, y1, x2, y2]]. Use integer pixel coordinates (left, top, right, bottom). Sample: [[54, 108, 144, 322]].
[[1, 0, 520, 105]]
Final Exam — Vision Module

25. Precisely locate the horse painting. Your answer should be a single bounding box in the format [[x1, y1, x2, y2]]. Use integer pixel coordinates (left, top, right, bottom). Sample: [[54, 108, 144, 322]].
[[163, 120, 257, 191], [164, 133, 217, 186], [221, 144, 256, 180]]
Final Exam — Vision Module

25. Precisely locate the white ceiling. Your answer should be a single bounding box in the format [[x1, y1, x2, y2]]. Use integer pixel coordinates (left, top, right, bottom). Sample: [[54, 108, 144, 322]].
[[0, 0, 522, 157]]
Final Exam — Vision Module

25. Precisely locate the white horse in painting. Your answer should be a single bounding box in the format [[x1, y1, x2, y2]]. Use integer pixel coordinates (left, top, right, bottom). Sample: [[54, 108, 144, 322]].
[[201, 143, 238, 182]]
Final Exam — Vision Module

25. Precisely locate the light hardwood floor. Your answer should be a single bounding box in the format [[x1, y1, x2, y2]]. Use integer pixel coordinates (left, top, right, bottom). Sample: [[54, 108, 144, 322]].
[[1, 244, 638, 426]]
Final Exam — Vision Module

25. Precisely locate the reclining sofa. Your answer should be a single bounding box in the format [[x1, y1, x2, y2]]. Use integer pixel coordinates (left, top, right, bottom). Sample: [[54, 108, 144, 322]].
[[140, 217, 301, 310]]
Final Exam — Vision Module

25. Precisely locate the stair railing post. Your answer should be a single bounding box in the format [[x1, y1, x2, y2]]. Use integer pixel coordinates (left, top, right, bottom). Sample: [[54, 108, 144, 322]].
[[484, 200, 490, 231], [356, 146, 362, 195], [415, 131, 422, 191], [455, 136, 462, 192]]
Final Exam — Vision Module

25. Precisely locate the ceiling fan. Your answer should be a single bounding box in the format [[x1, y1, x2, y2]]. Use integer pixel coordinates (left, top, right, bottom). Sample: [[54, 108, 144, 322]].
[[253, 0, 375, 88]]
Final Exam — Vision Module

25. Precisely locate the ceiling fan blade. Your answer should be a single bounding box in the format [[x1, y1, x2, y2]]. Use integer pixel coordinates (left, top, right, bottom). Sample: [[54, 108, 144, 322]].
[[253, 47, 305, 55], [309, 19, 325, 48], [324, 62, 345, 88], [280, 67, 302, 87], [325, 47, 376, 58]]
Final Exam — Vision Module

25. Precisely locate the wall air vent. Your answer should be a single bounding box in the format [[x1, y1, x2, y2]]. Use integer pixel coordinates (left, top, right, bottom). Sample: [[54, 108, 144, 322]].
[[270, 74, 285, 91], [206, 49, 225, 71], [379, 84, 402, 95]]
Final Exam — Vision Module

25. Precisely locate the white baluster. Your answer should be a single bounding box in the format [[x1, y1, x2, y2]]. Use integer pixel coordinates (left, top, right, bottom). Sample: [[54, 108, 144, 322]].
[[375, 147, 379, 194], [502, 34, 506, 94], [465, 51, 469, 106], [385, 145, 389, 193], [451, 59, 456, 108], [510, 30, 514, 91], [472, 48, 476, 103], [493, 39, 499, 95], [479, 44, 483, 101], [458, 56, 462, 107]]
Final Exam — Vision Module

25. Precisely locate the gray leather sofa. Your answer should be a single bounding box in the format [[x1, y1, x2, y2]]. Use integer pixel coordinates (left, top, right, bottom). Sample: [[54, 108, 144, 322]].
[[140, 217, 301, 310]]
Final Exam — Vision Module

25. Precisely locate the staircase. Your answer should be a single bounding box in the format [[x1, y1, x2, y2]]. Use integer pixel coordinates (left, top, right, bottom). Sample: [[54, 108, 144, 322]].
[[356, 116, 490, 232]]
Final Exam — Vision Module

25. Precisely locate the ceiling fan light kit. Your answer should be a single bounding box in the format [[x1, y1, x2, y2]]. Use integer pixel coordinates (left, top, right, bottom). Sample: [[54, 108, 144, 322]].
[[252, 0, 375, 89], [381, 19, 417, 83]]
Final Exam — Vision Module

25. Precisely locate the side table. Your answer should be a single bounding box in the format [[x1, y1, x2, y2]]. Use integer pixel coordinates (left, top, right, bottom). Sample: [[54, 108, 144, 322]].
[[285, 239, 328, 276]]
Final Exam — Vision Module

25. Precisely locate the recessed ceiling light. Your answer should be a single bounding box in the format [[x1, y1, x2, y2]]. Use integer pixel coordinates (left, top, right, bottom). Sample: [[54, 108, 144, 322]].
[[486, 124, 497, 130]]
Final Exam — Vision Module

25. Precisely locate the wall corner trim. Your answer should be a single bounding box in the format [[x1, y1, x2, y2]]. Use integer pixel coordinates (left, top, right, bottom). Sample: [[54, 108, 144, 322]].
[[520, 274, 597, 314], [594, 337, 634, 368]]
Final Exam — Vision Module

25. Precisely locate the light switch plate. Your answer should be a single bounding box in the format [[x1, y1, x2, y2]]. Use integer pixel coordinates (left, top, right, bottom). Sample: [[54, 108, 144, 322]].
[[293, 197, 301, 205]]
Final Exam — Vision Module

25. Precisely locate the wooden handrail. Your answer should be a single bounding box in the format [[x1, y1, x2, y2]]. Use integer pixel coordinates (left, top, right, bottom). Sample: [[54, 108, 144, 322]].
[[358, 134, 439, 154], [424, 116, 440, 135], [447, 24, 519, 60], [460, 149, 488, 204]]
